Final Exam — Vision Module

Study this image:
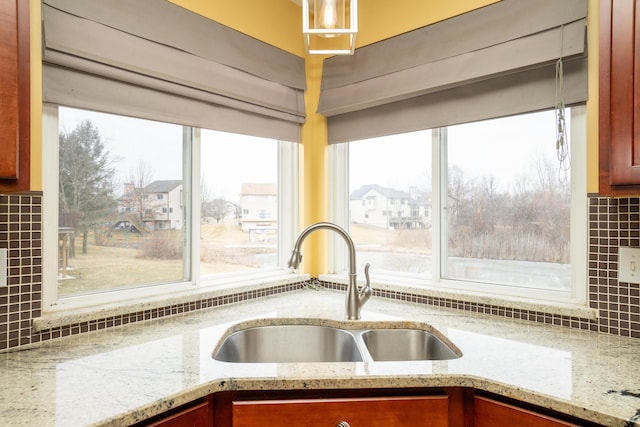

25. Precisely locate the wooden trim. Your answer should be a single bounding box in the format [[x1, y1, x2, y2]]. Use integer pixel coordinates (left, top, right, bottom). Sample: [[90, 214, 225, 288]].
[[474, 395, 579, 427], [598, 0, 640, 195], [0, 0, 19, 180], [232, 395, 449, 427], [0, 0, 30, 192]]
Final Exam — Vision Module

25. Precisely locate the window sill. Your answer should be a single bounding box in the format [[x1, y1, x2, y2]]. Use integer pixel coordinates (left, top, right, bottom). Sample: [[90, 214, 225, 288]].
[[319, 274, 598, 321], [33, 270, 310, 332]]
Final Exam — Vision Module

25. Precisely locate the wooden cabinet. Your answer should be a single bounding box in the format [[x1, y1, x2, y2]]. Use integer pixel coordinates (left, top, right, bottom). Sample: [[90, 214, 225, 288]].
[[473, 396, 579, 427], [599, 0, 640, 195], [232, 396, 449, 427], [140, 400, 212, 427], [0, 0, 30, 192], [137, 388, 604, 427]]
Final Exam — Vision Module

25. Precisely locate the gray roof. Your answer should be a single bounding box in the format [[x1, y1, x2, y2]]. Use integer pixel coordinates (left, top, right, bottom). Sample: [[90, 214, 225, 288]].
[[350, 184, 409, 200], [144, 180, 182, 193], [350, 184, 430, 204]]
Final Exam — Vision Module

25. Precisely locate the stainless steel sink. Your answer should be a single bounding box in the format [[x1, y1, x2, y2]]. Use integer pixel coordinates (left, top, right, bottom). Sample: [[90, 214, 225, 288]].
[[361, 329, 461, 361], [213, 325, 363, 363], [212, 320, 462, 363]]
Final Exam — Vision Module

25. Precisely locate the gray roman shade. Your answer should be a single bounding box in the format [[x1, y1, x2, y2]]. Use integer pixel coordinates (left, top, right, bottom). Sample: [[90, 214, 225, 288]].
[[42, 0, 306, 142], [319, 0, 588, 144]]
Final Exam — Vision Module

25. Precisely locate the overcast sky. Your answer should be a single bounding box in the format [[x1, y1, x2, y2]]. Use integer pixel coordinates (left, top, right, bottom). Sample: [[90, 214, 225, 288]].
[[350, 109, 570, 193], [59, 107, 277, 201], [60, 107, 569, 200]]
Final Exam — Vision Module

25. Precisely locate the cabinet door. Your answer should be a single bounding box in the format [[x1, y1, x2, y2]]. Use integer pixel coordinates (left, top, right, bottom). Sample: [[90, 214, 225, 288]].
[[473, 396, 578, 427], [599, 0, 640, 194], [232, 396, 448, 427], [0, 0, 30, 191], [145, 401, 211, 427], [0, 0, 19, 179]]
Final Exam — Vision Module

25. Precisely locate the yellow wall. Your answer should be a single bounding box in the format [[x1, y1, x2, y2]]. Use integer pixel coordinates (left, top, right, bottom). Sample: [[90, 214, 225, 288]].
[[358, 0, 499, 47], [586, 0, 599, 193], [299, 55, 328, 274], [168, 0, 306, 57], [29, 0, 600, 274], [29, 0, 42, 191], [169, 0, 502, 55]]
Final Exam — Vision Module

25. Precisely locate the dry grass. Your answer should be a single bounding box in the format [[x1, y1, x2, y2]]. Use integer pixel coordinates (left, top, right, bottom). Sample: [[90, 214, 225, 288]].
[[59, 221, 429, 296], [59, 244, 183, 296], [200, 220, 251, 243], [350, 224, 432, 254], [59, 220, 269, 296]]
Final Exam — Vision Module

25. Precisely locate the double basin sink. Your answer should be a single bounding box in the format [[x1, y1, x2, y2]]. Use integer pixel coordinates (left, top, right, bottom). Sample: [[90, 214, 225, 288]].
[[213, 318, 462, 363]]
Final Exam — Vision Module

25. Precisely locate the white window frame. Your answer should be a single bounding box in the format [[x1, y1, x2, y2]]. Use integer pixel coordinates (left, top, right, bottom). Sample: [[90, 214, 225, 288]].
[[42, 105, 298, 312], [331, 106, 587, 307]]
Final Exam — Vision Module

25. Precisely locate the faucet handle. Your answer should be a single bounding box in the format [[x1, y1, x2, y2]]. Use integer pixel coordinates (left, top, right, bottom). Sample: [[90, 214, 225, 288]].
[[361, 263, 372, 299], [364, 263, 371, 286]]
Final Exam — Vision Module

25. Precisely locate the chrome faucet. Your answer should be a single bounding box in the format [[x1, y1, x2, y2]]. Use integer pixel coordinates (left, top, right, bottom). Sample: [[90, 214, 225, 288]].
[[288, 222, 372, 320]]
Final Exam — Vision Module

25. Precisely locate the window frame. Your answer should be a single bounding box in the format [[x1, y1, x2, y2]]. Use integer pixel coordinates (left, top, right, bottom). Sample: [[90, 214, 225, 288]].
[[42, 104, 298, 311], [331, 106, 587, 307]]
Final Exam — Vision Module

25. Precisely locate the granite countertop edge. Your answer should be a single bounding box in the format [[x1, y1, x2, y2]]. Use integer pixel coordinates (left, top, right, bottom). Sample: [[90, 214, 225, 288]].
[[97, 374, 632, 427]]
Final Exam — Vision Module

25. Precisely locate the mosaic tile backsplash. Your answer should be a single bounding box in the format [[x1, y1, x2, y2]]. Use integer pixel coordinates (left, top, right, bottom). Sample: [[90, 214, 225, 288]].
[[0, 193, 638, 350], [0, 193, 42, 349]]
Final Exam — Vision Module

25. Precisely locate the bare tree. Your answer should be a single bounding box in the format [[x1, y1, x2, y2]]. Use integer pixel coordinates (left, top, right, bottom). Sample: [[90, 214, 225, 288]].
[[200, 177, 215, 222], [121, 161, 154, 232], [59, 120, 116, 255], [447, 165, 469, 228], [445, 151, 570, 263], [201, 177, 232, 223], [210, 198, 228, 223]]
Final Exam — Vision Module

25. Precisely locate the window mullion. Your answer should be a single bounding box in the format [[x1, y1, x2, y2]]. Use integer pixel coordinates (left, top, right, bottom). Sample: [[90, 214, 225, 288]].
[[432, 128, 447, 284], [278, 140, 299, 269], [329, 143, 349, 274], [185, 127, 199, 284], [42, 104, 59, 309], [570, 106, 587, 304]]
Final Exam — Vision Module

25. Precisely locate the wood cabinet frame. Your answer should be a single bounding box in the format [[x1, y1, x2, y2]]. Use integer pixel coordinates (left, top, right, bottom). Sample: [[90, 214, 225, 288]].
[[599, 0, 640, 195], [0, 0, 30, 192], [132, 388, 606, 427]]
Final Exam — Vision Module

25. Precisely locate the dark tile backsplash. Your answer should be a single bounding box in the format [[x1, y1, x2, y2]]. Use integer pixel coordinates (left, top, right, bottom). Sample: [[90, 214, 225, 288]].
[[588, 196, 640, 337], [0, 193, 638, 350], [0, 193, 42, 349]]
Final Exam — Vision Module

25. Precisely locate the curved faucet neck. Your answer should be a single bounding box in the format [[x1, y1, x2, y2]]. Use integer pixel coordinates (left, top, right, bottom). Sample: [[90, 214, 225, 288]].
[[291, 222, 356, 275]]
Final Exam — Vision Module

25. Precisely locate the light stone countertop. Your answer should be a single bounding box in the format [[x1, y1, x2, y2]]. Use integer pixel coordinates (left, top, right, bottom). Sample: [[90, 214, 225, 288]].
[[1, 288, 639, 427]]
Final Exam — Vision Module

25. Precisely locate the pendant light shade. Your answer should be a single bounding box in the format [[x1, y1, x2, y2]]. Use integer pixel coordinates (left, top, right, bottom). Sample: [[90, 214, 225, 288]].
[[303, 0, 357, 55]]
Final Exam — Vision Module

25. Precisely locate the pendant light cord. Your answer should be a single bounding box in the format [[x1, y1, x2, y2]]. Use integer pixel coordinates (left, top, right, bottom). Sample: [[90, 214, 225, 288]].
[[555, 25, 570, 184]]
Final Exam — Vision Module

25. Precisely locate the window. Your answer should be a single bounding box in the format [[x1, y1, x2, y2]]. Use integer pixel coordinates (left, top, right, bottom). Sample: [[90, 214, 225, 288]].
[[199, 130, 279, 277], [49, 107, 295, 301], [346, 108, 586, 302], [348, 131, 432, 276], [41, 0, 303, 308], [442, 112, 573, 293], [57, 107, 185, 298]]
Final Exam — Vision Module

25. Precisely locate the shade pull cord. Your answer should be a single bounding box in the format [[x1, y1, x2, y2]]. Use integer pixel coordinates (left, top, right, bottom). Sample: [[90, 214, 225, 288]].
[[555, 24, 570, 184]]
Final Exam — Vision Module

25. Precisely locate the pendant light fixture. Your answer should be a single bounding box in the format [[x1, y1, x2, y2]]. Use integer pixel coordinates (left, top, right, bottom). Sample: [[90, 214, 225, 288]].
[[302, 0, 357, 55]]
